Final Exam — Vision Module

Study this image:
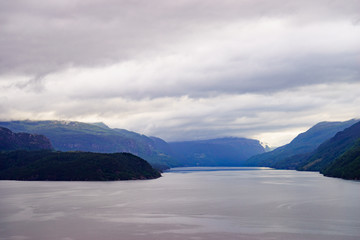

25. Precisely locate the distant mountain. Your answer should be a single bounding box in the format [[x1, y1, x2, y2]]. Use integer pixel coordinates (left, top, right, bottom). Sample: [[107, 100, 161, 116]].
[[298, 120, 360, 172], [0, 151, 161, 181], [0, 120, 175, 169], [321, 139, 360, 180], [245, 119, 359, 168], [0, 127, 52, 151], [169, 137, 265, 166], [0, 120, 267, 168]]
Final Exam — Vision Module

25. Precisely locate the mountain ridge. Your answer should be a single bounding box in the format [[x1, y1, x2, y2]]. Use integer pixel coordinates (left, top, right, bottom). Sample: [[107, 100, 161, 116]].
[[298, 120, 360, 172], [0, 127, 53, 151], [0, 120, 266, 168], [321, 139, 360, 180], [0, 120, 175, 169], [245, 119, 359, 168]]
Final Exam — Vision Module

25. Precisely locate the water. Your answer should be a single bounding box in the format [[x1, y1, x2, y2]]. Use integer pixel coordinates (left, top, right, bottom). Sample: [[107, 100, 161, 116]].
[[0, 167, 359, 240]]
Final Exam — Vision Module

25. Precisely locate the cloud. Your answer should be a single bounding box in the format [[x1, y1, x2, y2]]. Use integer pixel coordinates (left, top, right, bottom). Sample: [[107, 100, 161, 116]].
[[0, 0, 359, 78], [1, 78, 359, 146], [7, 18, 356, 100], [0, 0, 359, 146]]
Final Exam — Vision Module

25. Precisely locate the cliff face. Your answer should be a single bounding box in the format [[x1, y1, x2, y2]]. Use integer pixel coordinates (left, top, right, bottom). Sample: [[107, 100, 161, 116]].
[[0, 127, 53, 151]]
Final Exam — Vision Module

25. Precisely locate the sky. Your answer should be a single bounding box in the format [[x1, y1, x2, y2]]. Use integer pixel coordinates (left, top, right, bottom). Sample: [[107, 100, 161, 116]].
[[0, 0, 359, 146]]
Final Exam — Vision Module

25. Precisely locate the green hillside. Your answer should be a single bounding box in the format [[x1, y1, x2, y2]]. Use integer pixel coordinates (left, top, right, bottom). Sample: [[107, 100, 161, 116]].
[[298, 121, 360, 172], [321, 139, 360, 180], [245, 119, 358, 168], [0, 151, 161, 181]]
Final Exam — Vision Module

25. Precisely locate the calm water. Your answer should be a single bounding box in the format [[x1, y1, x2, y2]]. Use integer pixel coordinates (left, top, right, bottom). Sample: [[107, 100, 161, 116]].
[[0, 168, 359, 240]]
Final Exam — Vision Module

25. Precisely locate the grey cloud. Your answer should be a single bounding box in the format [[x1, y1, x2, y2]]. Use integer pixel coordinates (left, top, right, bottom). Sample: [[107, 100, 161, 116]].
[[1, 0, 359, 145], [0, 0, 358, 78], [1, 79, 359, 145], [59, 51, 359, 100]]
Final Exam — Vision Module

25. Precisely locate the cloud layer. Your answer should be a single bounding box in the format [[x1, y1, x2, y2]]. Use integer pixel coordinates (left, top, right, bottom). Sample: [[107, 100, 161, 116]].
[[0, 0, 359, 146]]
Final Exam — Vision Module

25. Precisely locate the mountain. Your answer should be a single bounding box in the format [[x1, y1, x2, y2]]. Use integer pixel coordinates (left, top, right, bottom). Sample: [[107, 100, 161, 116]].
[[0, 120, 175, 169], [245, 119, 359, 168], [0, 151, 161, 181], [321, 139, 360, 180], [0, 127, 52, 151], [169, 137, 265, 166], [298, 120, 360, 172], [0, 120, 266, 168]]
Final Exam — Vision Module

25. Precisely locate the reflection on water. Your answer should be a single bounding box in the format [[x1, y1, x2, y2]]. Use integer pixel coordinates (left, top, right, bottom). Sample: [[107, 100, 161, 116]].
[[0, 167, 359, 240]]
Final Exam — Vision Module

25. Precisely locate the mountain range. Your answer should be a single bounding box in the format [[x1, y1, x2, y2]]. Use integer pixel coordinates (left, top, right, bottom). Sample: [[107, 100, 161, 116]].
[[0, 119, 359, 180], [0, 120, 174, 169], [244, 119, 360, 180], [0, 120, 265, 168], [245, 119, 358, 168], [298, 121, 360, 172]]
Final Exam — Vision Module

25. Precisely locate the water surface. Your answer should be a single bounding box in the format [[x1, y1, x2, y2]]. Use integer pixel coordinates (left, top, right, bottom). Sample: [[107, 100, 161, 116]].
[[0, 167, 359, 240]]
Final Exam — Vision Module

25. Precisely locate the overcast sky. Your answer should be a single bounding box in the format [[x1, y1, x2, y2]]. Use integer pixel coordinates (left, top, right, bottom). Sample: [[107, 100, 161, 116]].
[[0, 0, 359, 146]]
